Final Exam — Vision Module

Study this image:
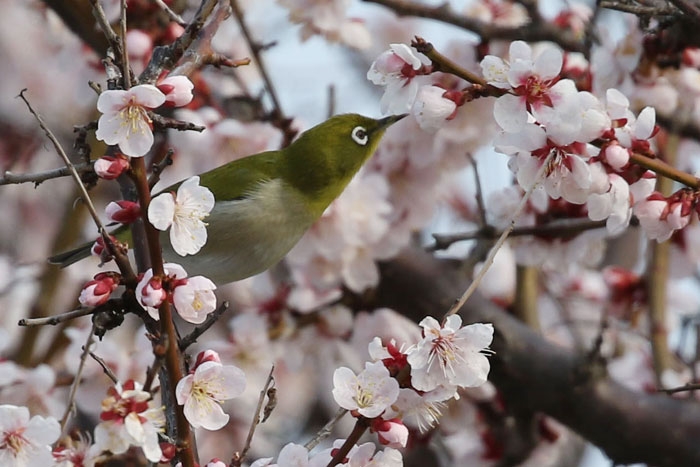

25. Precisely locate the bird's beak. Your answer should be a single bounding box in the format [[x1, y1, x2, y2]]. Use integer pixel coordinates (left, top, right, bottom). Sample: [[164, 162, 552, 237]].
[[377, 113, 408, 130]]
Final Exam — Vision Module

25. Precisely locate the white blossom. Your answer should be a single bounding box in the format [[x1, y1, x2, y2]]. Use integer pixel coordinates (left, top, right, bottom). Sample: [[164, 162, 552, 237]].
[[95, 84, 165, 157], [407, 316, 493, 392], [149, 176, 215, 256], [332, 361, 399, 418], [0, 405, 60, 467], [176, 354, 246, 430]]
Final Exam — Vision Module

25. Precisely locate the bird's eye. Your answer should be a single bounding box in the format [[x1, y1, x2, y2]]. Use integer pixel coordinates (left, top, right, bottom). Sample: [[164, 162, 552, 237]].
[[351, 126, 368, 146]]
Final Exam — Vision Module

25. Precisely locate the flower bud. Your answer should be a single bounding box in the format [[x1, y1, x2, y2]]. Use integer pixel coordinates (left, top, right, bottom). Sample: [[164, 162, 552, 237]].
[[79, 272, 120, 307], [106, 200, 141, 224], [158, 75, 194, 107], [137, 275, 166, 309], [94, 154, 130, 180], [371, 418, 409, 448], [193, 350, 222, 370], [604, 144, 629, 171]]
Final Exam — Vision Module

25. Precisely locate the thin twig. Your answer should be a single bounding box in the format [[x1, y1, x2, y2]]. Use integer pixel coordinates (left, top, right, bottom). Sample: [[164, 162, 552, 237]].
[[89, 350, 119, 383], [467, 154, 487, 227], [430, 218, 610, 251], [229, 0, 284, 120], [645, 130, 681, 386], [0, 163, 92, 186], [60, 323, 96, 432], [89, 0, 122, 56], [18, 307, 95, 327], [120, 0, 132, 89], [179, 301, 230, 350], [232, 365, 276, 467], [667, 0, 700, 23], [658, 383, 700, 394], [143, 352, 165, 393], [443, 151, 555, 319], [599, 0, 677, 16], [148, 149, 175, 189], [154, 0, 187, 26], [16, 90, 135, 282], [304, 408, 348, 450], [140, 0, 220, 83]]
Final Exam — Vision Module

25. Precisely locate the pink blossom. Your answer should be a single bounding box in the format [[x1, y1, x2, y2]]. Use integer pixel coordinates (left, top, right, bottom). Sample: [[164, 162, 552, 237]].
[[482, 41, 565, 132], [634, 193, 690, 242], [94, 380, 164, 463], [412, 85, 458, 132], [368, 44, 431, 114]]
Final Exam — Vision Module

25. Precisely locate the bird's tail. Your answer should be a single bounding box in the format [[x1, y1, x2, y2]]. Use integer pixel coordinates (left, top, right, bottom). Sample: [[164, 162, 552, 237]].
[[48, 241, 93, 268]]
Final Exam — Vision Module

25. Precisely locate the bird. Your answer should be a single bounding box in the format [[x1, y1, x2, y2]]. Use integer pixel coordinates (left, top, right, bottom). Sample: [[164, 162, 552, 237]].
[[50, 113, 406, 285]]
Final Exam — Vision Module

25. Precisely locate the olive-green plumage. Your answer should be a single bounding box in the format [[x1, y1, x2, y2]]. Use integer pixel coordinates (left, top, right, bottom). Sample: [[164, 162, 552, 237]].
[[50, 113, 405, 285]]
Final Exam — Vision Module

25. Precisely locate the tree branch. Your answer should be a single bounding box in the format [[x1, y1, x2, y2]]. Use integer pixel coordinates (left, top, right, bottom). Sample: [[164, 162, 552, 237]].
[[364, 0, 586, 53]]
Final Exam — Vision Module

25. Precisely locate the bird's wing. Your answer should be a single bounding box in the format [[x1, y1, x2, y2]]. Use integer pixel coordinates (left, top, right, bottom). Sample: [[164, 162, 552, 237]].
[[192, 150, 282, 201]]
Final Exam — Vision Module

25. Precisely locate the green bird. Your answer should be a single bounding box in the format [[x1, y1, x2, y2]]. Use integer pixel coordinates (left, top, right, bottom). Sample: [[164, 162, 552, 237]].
[[50, 113, 406, 285]]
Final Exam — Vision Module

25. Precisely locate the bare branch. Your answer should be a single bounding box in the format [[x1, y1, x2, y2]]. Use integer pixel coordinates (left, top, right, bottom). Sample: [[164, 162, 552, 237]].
[[365, 0, 586, 53], [0, 163, 91, 186], [153, 0, 187, 26], [60, 324, 96, 432], [232, 365, 276, 467], [444, 151, 555, 319], [179, 301, 230, 350], [18, 307, 94, 327], [304, 408, 348, 451]]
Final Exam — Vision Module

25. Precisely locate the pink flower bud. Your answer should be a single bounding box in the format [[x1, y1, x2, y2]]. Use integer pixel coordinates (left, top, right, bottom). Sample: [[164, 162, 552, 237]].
[[158, 75, 194, 107], [78, 272, 120, 307], [139, 276, 166, 308], [193, 350, 222, 371], [371, 418, 409, 448], [683, 47, 700, 68], [94, 154, 130, 180], [159, 443, 177, 463], [105, 200, 141, 224], [604, 144, 629, 171]]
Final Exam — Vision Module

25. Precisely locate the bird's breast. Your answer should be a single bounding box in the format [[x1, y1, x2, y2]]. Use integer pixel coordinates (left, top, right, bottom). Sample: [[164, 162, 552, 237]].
[[162, 178, 316, 284]]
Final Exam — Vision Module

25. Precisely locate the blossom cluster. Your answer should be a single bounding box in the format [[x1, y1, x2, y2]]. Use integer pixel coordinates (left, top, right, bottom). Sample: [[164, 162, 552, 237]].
[[247, 315, 493, 467], [93, 380, 165, 463], [333, 317, 493, 440], [483, 42, 663, 237]]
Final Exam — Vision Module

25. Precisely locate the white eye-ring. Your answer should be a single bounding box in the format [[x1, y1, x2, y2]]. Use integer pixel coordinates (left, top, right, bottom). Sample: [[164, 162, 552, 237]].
[[351, 126, 368, 146]]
